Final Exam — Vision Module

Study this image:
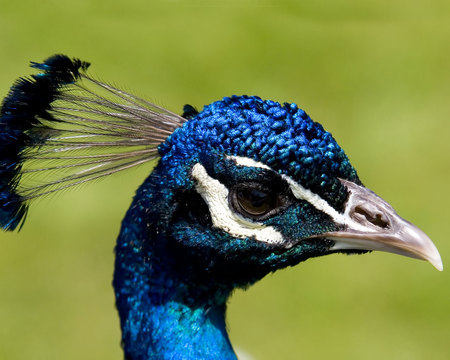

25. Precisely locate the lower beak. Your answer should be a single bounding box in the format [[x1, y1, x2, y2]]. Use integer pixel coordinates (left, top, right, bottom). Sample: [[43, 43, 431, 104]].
[[320, 179, 442, 271]]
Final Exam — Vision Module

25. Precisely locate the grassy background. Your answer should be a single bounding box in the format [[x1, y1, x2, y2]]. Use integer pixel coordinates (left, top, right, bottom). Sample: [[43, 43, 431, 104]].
[[0, 0, 449, 359]]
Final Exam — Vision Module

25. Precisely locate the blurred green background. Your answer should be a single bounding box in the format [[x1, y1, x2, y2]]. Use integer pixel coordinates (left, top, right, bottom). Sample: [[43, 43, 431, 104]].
[[0, 0, 449, 359]]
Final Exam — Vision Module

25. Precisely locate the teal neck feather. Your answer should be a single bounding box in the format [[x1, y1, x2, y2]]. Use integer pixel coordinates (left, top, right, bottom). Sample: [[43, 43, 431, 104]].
[[113, 169, 237, 360]]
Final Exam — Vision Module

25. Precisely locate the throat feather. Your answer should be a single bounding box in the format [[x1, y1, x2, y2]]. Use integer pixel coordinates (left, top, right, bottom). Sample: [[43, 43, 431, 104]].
[[113, 176, 237, 360]]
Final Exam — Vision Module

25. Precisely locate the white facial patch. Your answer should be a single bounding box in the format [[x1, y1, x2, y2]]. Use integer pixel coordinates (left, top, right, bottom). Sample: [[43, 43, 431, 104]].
[[191, 163, 284, 244], [193, 155, 369, 246]]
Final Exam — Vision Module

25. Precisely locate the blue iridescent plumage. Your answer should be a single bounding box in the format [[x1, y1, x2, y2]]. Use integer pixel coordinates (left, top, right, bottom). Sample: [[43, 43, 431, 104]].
[[0, 55, 442, 360], [160, 95, 359, 210], [0, 55, 90, 230]]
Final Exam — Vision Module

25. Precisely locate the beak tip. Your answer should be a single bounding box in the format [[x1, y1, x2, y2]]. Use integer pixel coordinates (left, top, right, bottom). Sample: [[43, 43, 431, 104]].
[[431, 257, 443, 272], [425, 242, 443, 271]]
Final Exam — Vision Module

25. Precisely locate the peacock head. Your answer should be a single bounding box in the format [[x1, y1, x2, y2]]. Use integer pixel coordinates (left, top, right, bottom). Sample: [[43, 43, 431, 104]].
[[137, 95, 442, 288], [0, 55, 441, 292]]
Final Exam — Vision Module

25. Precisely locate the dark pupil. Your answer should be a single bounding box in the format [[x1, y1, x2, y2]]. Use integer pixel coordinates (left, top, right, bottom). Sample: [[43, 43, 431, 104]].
[[237, 189, 273, 216]]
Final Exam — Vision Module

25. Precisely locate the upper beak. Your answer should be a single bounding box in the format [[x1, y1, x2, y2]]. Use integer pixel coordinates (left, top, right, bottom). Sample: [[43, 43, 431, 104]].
[[320, 179, 443, 271]]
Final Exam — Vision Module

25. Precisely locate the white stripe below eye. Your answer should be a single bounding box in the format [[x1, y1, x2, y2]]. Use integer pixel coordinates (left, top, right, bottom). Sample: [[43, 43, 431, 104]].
[[191, 163, 284, 244]]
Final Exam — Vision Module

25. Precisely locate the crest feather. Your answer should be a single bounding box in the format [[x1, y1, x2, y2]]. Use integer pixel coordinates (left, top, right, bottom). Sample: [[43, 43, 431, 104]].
[[0, 54, 186, 230]]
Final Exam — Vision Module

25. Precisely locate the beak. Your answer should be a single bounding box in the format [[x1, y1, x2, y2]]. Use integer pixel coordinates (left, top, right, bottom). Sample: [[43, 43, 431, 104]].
[[321, 179, 443, 271]]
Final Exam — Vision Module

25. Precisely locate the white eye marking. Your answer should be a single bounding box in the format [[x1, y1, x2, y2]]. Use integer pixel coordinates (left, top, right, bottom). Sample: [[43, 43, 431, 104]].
[[282, 175, 370, 233], [228, 156, 271, 170], [191, 163, 284, 244], [194, 155, 368, 245], [229, 155, 369, 233], [282, 175, 345, 224], [229, 155, 345, 223]]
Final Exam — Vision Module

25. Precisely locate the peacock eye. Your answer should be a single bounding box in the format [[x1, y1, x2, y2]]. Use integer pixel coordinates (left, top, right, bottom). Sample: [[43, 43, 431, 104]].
[[231, 184, 284, 219]]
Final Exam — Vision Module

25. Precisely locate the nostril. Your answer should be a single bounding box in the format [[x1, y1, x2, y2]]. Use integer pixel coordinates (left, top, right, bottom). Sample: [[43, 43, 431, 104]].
[[354, 205, 390, 229]]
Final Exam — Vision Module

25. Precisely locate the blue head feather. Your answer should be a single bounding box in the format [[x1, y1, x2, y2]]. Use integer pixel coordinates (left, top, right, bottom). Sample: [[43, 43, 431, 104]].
[[160, 95, 360, 211]]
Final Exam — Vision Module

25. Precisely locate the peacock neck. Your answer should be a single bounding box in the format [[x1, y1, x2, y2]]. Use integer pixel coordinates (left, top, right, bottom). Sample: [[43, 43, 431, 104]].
[[113, 172, 237, 360]]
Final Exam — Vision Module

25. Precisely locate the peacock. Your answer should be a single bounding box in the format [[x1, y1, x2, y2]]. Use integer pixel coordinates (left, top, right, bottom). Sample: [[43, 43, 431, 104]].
[[0, 55, 442, 360]]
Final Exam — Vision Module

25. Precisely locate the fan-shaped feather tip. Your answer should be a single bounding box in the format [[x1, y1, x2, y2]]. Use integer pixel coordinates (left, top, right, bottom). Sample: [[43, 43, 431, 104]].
[[1, 55, 186, 231], [0, 55, 88, 230]]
